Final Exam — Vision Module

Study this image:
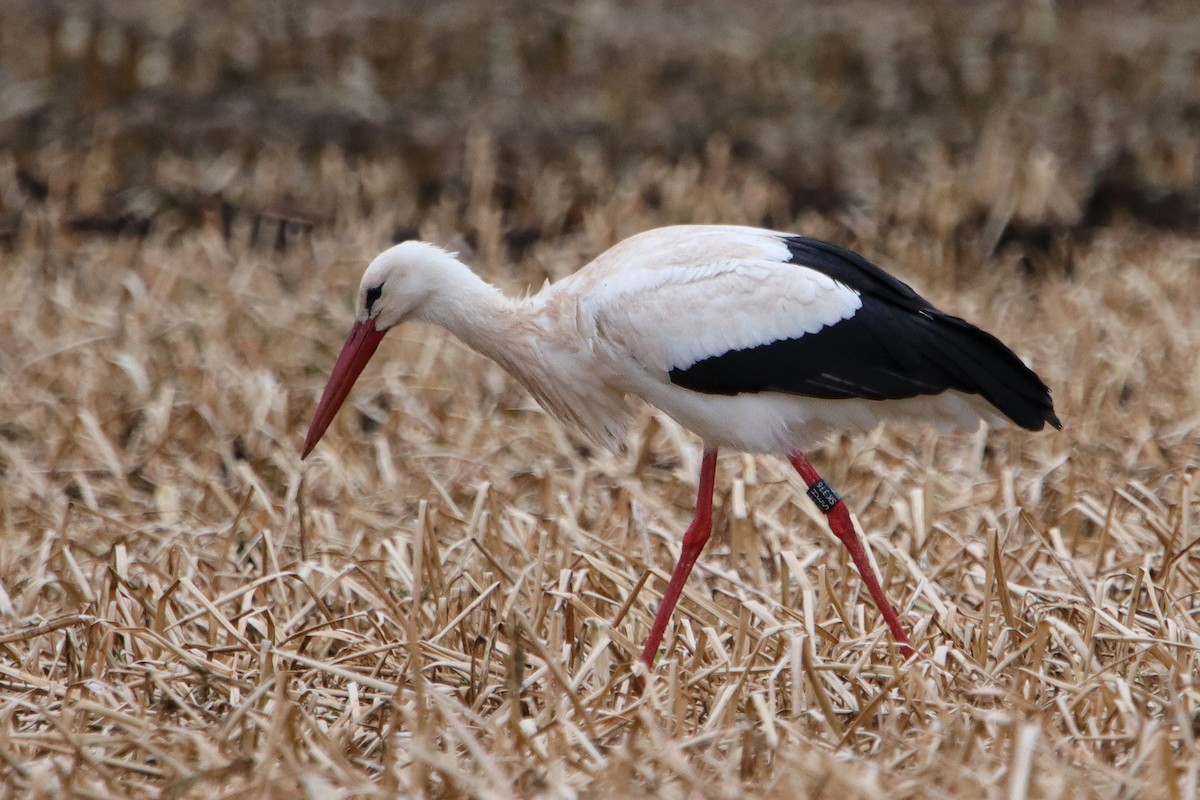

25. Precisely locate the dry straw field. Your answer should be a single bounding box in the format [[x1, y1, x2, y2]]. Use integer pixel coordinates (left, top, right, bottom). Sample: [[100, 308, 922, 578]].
[[2, 1, 1200, 798]]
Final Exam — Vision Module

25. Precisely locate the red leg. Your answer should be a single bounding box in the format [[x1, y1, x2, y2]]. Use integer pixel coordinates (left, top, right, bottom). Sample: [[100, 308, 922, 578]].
[[789, 452, 917, 659], [639, 449, 719, 668]]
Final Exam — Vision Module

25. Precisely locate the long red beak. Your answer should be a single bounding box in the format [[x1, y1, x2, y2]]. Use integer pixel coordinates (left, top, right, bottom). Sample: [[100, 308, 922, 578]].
[[302, 318, 388, 459]]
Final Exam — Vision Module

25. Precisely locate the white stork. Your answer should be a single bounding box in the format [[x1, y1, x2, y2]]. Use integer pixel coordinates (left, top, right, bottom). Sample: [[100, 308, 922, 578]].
[[303, 225, 1060, 665]]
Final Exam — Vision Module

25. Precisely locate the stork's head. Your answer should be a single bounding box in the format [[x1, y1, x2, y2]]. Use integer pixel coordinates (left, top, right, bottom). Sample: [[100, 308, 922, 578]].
[[354, 241, 461, 331], [302, 241, 461, 458]]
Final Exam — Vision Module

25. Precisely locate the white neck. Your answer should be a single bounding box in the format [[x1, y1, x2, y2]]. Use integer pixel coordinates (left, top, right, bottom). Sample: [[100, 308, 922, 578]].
[[414, 257, 532, 371], [406, 249, 629, 450]]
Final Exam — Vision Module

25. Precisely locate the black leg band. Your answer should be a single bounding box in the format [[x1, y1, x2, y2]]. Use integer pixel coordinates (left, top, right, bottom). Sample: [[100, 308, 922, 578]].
[[806, 479, 840, 513]]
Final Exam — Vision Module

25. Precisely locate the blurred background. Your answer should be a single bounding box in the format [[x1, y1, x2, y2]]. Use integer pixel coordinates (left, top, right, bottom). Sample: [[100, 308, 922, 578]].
[[2, 0, 1198, 272]]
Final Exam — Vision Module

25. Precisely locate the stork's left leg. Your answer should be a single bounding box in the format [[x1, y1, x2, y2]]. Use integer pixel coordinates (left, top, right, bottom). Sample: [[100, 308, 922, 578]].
[[789, 452, 917, 659], [639, 449, 719, 668]]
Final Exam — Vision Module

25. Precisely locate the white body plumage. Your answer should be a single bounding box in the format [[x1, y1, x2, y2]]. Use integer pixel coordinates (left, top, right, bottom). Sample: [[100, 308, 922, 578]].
[[346, 225, 1008, 454]]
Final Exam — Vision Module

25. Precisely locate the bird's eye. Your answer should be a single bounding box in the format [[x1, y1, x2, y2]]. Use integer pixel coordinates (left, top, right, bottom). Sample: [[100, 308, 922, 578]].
[[364, 284, 383, 314]]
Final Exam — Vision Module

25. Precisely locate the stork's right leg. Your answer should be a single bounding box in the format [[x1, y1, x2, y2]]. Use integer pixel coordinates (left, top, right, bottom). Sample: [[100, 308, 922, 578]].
[[788, 451, 917, 659]]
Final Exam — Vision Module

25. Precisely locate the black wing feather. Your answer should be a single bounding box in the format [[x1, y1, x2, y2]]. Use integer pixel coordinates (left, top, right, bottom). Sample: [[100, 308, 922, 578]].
[[668, 235, 1061, 431]]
